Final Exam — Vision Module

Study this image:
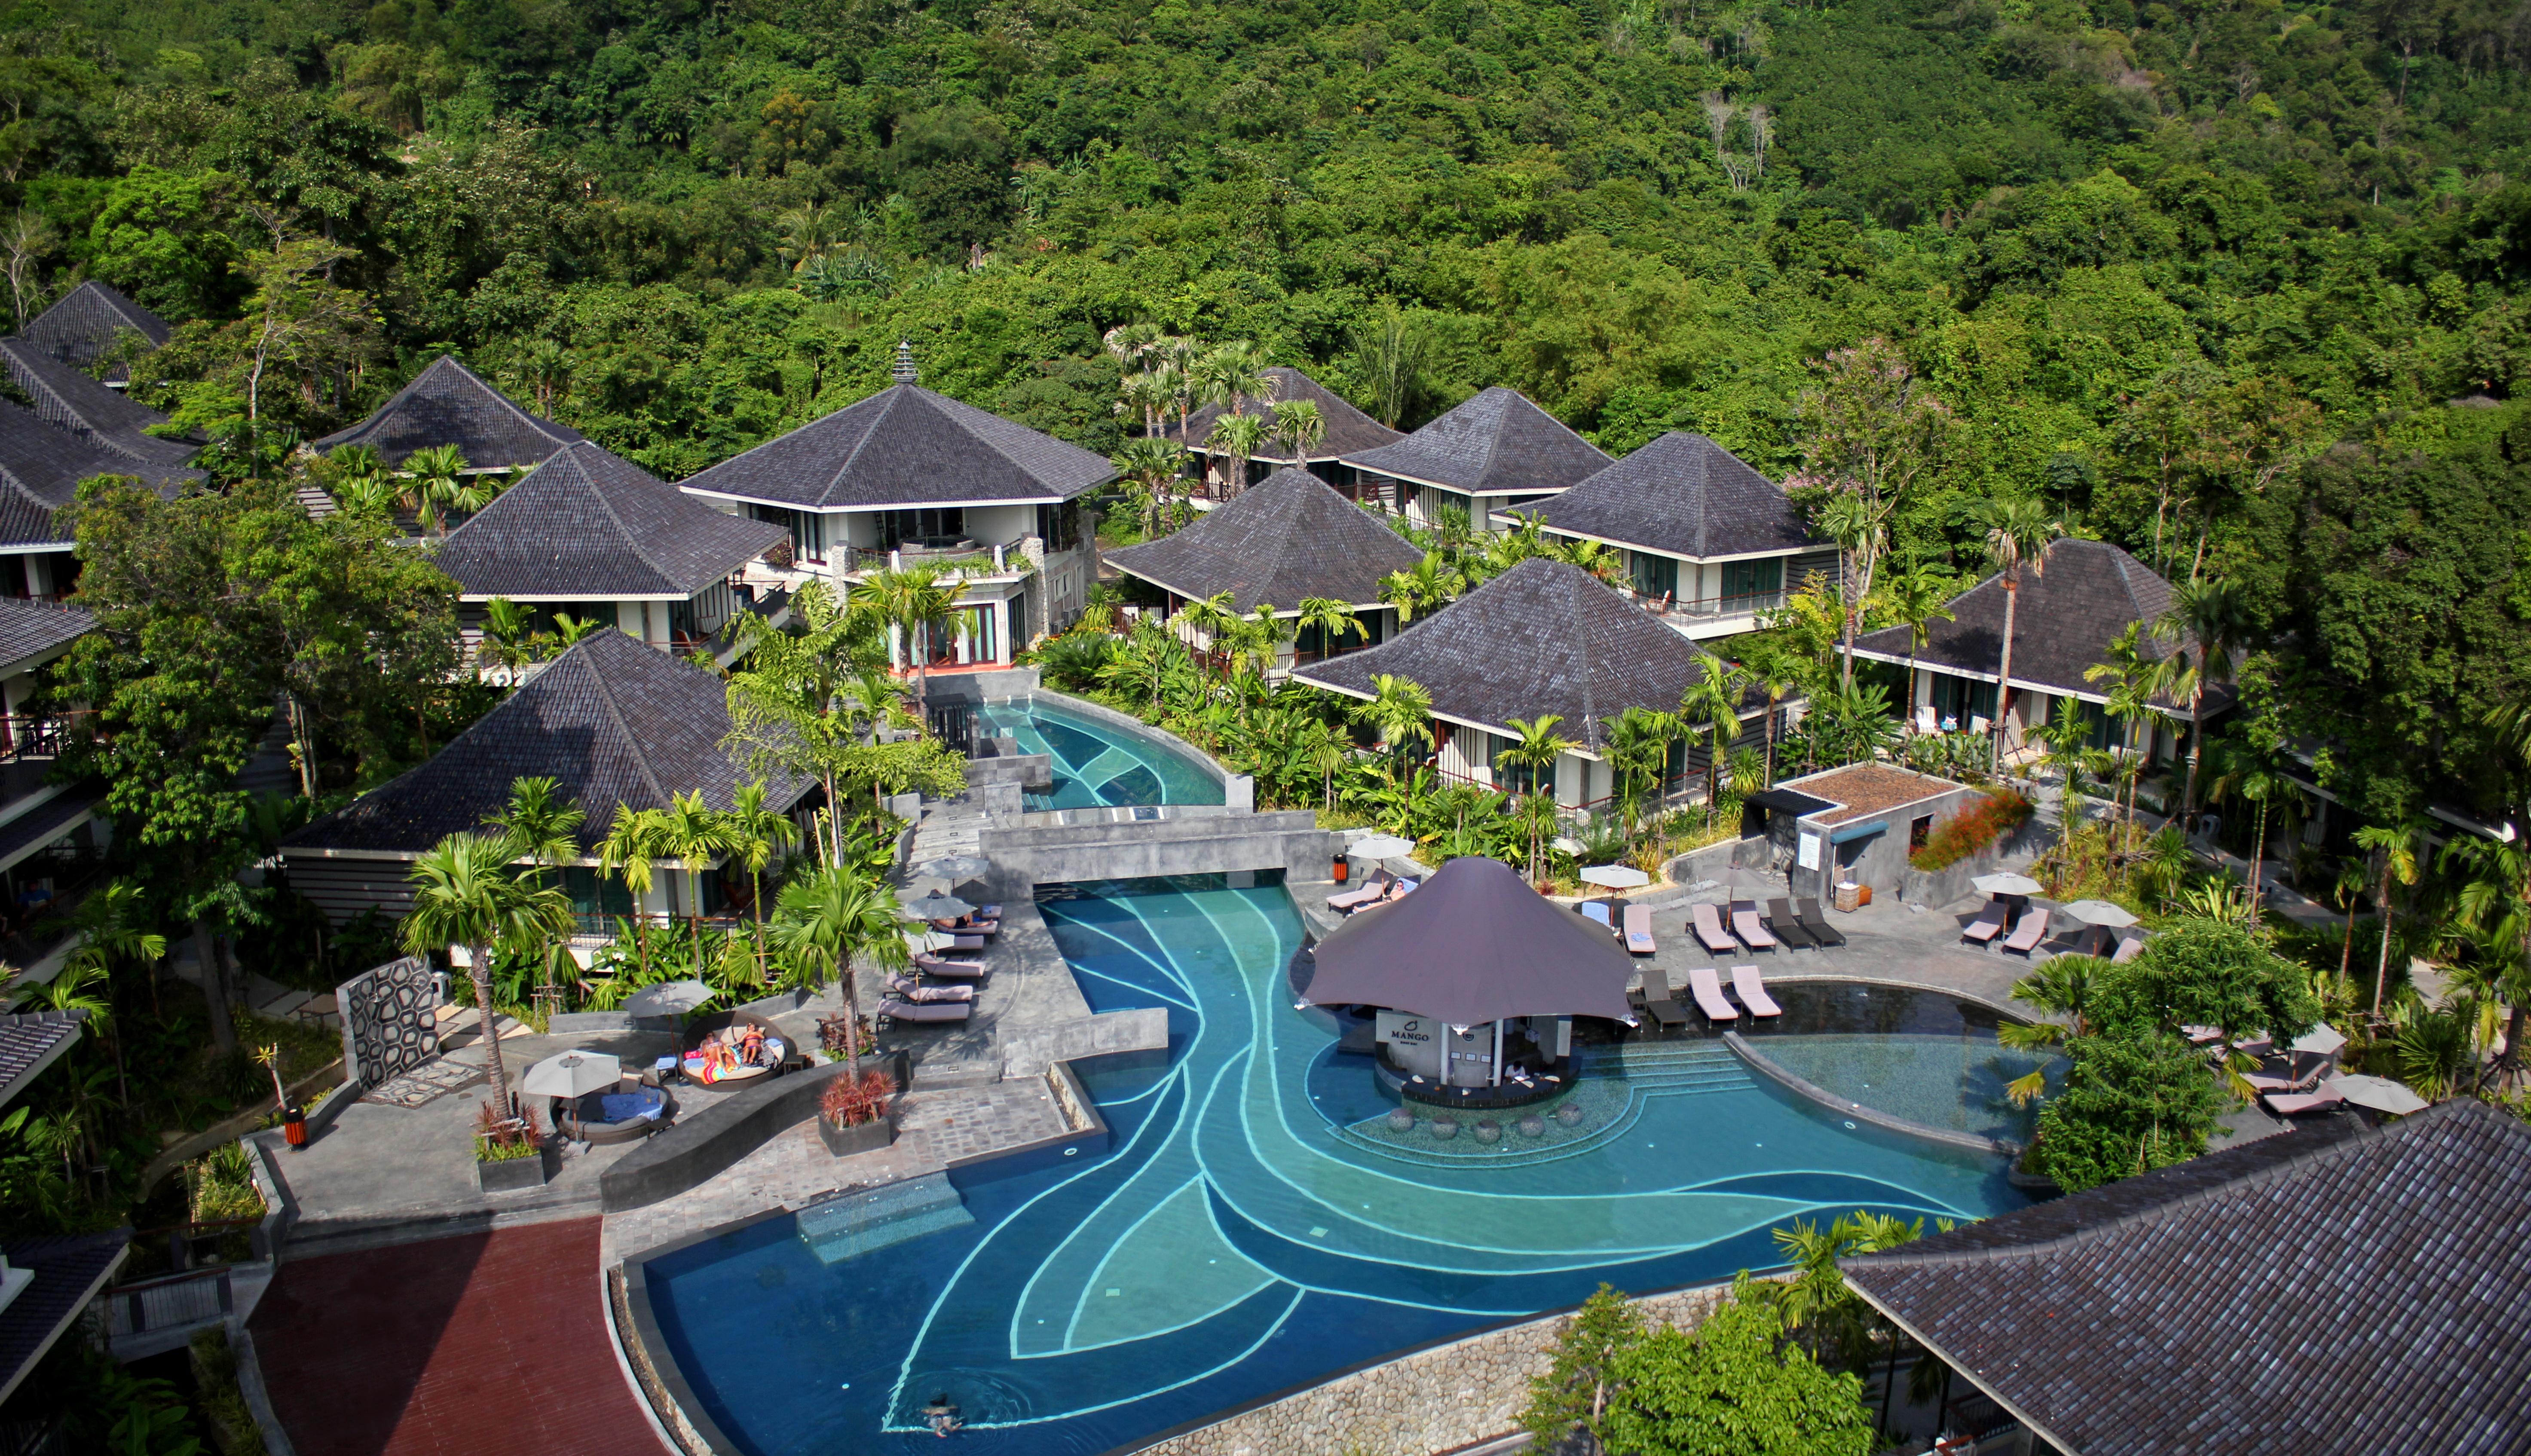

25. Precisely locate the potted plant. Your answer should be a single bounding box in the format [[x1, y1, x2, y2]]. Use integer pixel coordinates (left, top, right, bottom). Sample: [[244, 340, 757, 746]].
[[474, 1101, 558, 1193], [817, 1068, 897, 1156]]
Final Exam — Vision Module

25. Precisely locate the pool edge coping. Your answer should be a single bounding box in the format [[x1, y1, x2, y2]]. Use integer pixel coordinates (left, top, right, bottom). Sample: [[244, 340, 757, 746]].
[[1720, 973, 2035, 1158]]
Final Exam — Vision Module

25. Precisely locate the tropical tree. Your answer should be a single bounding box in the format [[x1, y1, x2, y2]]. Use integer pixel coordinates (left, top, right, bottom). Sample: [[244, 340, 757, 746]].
[[768, 865, 908, 1074], [404, 444, 475, 537], [1679, 664, 1749, 831], [1817, 492, 1882, 688], [1117, 369, 1173, 443], [598, 806, 666, 980], [1293, 596, 1365, 663], [1111, 436, 1183, 538], [2082, 622, 2179, 830], [2444, 834, 2531, 1091], [2205, 735, 2303, 923], [848, 559, 967, 730], [1347, 306, 1432, 429], [724, 780, 798, 984], [1364, 673, 1435, 772], [2353, 820, 2424, 1020], [1207, 410, 1267, 497], [402, 831, 572, 1119], [1602, 706, 1676, 849], [1269, 398, 1326, 462], [1793, 338, 1948, 687], [1499, 714, 1577, 879], [2158, 577, 2246, 821], [551, 612, 606, 648], [652, 789, 737, 967], [484, 776, 585, 1014], [1876, 567, 1953, 732], [1196, 339, 1276, 420], [1379, 551, 1462, 625], [1977, 499, 2065, 765]]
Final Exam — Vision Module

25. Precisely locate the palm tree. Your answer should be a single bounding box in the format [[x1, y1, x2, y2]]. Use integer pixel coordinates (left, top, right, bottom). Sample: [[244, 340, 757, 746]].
[[2160, 577, 2246, 823], [2206, 737, 2302, 923], [1293, 596, 1365, 663], [2082, 622, 2178, 831], [1269, 398, 1327, 462], [1680, 664, 1749, 831], [2444, 834, 2531, 1091], [1207, 411, 1267, 497], [598, 806, 666, 979], [652, 789, 737, 968], [848, 560, 966, 731], [551, 612, 607, 647], [1978, 499, 2065, 765], [768, 865, 907, 1074], [402, 832, 572, 1119], [1118, 369, 1172, 441], [405, 444, 477, 538], [2354, 821, 2423, 1020], [1347, 306, 1430, 429], [484, 776, 584, 1015], [1365, 673, 1435, 774], [326, 444, 393, 517], [1379, 551, 1462, 626], [1158, 336, 1206, 450], [724, 780, 798, 983], [1877, 568, 1954, 732], [1499, 714, 1577, 879], [722, 580, 896, 863], [1196, 340, 1277, 420], [1995, 954, 2105, 1104], [1112, 436, 1184, 538], [1818, 492, 1882, 688], [1603, 707, 1677, 849]]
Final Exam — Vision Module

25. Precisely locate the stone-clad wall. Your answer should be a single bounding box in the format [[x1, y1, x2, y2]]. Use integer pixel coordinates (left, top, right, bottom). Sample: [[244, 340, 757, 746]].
[[1138, 1284, 1734, 1456]]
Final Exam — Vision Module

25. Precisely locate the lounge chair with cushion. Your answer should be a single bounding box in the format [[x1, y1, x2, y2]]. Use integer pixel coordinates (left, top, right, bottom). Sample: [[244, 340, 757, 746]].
[[887, 975, 974, 1004], [1766, 899, 1819, 951], [1690, 902, 1738, 955], [1794, 897, 1847, 948], [2181, 1024, 2225, 1046], [934, 917, 998, 936], [1686, 967, 1739, 1024], [1639, 972, 1688, 1030], [2000, 908, 2051, 956], [2112, 933, 2146, 963], [1731, 964, 1782, 1018], [2260, 1083, 2346, 1116], [914, 954, 986, 980], [553, 1083, 672, 1144], [2062, 924, 2109, 959], [1960, 902, 2008, 945], [1729, 900, 1778, 951], [878, 998, 972, 1025], [2244, 1064, 2326, 1094], [1582, 902, 1613, 933], [1624, 904, 1656, 955], [1328, 874, 1391, 912], [933, 933, 986, 951]]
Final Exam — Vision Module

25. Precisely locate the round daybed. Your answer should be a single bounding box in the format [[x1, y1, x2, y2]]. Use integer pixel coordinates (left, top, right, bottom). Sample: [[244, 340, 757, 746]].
[[679, 1010, 793, 1086], [550, 1082, 674, 1144]]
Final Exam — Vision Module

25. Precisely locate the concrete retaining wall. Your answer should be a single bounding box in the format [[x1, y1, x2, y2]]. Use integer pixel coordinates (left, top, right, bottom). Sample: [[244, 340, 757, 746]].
[[964, 752, 1053, 792], [1662, 834, 1776, 886], [998, 1007, 1171, 1078], [599, 1062, 852, 1212], [1133, 1283, 1735, 1456], [1897, 813, 2050, 908], [984, 810, 1332, 886]]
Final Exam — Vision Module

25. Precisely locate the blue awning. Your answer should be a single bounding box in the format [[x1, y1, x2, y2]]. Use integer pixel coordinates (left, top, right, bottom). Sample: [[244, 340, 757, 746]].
[[1828, 820, 1888, 844]]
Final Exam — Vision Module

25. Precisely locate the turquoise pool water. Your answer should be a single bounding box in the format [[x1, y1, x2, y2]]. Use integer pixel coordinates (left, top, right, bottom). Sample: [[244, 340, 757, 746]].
[[976, 697, 1224, 811], [640, 875, 2032, 1455]]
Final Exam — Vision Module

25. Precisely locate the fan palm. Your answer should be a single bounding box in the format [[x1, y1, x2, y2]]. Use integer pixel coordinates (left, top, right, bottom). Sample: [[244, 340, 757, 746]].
[[405, 444, 477, 537], [1268, 398, 1326, 461], [1207, 410, 1267, 497], [769, 866, 908, 1074], [402, 832, 573, 1117], [848, 560, 966, 729]]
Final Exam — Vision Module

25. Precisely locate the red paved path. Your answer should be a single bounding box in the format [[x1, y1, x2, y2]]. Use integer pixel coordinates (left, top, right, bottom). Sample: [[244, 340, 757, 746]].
[[250, 1217, 663, 1456]]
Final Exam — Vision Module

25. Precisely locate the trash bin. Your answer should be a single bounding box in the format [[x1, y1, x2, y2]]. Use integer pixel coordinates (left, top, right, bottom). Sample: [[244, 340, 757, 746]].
[[1833, 881, 1862, 913]]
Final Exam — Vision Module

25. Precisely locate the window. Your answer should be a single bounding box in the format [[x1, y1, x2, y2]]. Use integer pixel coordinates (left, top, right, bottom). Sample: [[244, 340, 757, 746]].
[[747, 505, 826, 563], [1720, 557, 1784, 606], [1037, 500, 1082, 552], [1910, 814, 1933, 850], [1630, 552, 1678, 601], [878, 508, 966, 547]]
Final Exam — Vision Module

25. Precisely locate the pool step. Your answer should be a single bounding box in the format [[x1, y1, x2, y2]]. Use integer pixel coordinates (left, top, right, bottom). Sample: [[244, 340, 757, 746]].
[[796, 1172, 975, 1265], [1582, 1043, 1754, 1095]]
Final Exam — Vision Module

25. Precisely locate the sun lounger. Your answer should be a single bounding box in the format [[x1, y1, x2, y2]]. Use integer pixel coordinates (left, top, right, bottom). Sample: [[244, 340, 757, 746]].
[[933, 917, 998, 936], [1582, 902, 1613, 932], [1765, 899, 1818, 951], [2244, 1066, 2325, 1094], [2227, 1034, 2274, 1058], [2112, 933, 2145, 963], [887, 976, 974, 1004], [1624, 904, 1656, 956], [1794, 897, 1846, 948], [2000, 909, 2050, 956], [878, 997, 971, 1025], [2260, 1083, 2345, 1116], [1729, 900, 1778, 951], [1686, 966, 1738, 1024], [913, 954, 985, 979], [1690, 902, 1738, 955], [930, 933, 985, 951], [2063, 925, 2109, 959], [1639, 972, 1688, 1029], [1327, 875, 1390, 912], [1961, 902, 2008, 945], [1731, 964, 1781, 1018], [2182, 1024, 2225, 1045], [1392, 878, 1419, 897], [975, 903, 1003, 919]]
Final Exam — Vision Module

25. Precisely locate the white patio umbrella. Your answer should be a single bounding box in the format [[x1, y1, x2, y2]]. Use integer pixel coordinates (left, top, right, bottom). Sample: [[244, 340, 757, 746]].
[[1578, 866, 1651, 890], [916, 854, 992, 880], [2289, 1024, 2350, 1057], [1971, 872, 2045, 897], [624, 980, 715, 1018], [1350, 834, 1415, 861], [2324, 1074, 2430, 1116], [520, 1050, 621, 1100], [1550, 837, 1584, 857], [2059, 898, 2139, 928], [899, 890, 975, 922]]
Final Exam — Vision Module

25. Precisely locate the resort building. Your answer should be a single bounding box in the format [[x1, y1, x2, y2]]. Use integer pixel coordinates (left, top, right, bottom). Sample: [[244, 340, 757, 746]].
[[1508, 431, 1838, 641], [1338, 387, 1611, 533], [1843, 1099, 2531, 1456], [1295, 557, 1759, 810], [1104, 465, 1423, 673], [279, 629, 815, 941], [1164, 365, 1403, 496], [1847, 538, 2214, 762], [675, 348, 1112, 668], [0, 597, 114, 986], [430, 440, 788, 665], [0, 398, 199, 602], [1758, 762, 1994, 904], [19, 280, 168, 385], [313, 354, 583, 471], [0, 336, 199, 470]]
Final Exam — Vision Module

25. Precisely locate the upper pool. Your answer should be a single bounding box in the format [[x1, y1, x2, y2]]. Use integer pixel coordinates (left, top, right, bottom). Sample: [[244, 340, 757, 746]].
[[639, 874, 2032, 1455], [976, 696, 1225, 811]]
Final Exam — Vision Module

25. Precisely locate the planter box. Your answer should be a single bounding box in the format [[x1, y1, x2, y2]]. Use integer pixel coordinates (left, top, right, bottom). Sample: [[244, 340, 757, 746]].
[[476, 1140, 559, 1193], [817, 1114, 895, 1157]]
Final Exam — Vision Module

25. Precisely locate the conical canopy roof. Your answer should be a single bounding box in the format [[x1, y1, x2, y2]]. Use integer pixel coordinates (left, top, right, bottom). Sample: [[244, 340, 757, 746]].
[[1303, 855, 1636, 1025]]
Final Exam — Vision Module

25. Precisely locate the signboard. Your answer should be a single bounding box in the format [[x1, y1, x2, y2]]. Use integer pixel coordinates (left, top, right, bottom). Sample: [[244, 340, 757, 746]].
[[1375, 1011, 1435, 1048], [1797, 830, 1822, 871]]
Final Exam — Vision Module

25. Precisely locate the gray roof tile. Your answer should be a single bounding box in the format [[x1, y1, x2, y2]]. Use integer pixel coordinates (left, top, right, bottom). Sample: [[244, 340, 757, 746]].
[[1295, 557, 1723, 750], [1521, 432, 1815, 559], [0, 1009, 82, 1109], [0, 1228, 126, 1404], [1843, 1101, 2531, 1456], [677, 382, 1114, 510], [313, 355, 582, 469], [0, 399, 198, 548], [1105, 466, 1425, 612], [0, 597, 91, 671], [1337, 387, 1610, 496], [1851, 538, 2187, 703], [0, 336, 197, 469], [281, 629, 813, 857], [1163, 367, 1405, 461], [21, 281, 169, 382], [430, 442, 786, 600]]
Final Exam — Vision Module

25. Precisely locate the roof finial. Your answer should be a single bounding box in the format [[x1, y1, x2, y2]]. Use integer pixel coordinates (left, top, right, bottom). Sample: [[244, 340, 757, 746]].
[[891, 340, 918, 386]]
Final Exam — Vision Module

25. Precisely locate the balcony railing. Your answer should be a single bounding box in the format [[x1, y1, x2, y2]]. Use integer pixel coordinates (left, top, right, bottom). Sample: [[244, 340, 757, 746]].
[[1628, 586, 1788, 621], [841, 541, 1028, 575], [0, 713, 91, 765]]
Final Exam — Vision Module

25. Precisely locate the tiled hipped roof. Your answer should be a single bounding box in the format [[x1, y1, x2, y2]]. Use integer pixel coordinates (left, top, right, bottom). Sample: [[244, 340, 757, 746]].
[[0, 337, 198, 469], [0, 597, 92, 671], [1338, 387, 1611, 496], [1163, 367, 1405, 461], [21, 281, 170, 382], [677, 382, 1114, 510], [431, 442, 786, 599], [0, 399, 198, 548], [1521, 432, 1814, 560], [281, 630, 814, 857], [313, 355, 583, 469], [0, 1009, 83, 1108], [1105, 467, 1424, 612], [1295, 557, 1727, 752], [1843, 1101, 2531, 1456], [0, 1229, 128, 1404], [1850, 538, 2195, 707]]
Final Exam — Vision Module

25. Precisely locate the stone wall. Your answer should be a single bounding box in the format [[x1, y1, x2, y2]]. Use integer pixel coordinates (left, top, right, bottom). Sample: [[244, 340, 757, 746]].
[[1136, 1284, 1735, 1456], [984, 810, 1332, 886]]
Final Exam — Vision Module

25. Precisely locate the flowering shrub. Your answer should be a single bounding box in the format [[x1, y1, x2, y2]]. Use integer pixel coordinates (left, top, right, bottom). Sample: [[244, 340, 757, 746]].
[[1910, 789, 2035, 871], [821, 1068, 896, 1128]]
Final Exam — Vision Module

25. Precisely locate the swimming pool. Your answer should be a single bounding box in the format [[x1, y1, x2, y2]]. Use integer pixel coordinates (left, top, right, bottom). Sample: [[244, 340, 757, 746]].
[[639, 874, 2032, 1455], [976, 697, 1225, 811]]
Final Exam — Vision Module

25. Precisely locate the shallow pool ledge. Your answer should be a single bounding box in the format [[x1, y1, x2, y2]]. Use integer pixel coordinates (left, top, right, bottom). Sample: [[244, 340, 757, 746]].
[[1722, 1031, 2024, 1158]]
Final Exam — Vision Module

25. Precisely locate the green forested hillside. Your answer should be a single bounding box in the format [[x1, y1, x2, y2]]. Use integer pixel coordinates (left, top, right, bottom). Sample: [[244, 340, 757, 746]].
[[5, 0, 2531, 814]]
